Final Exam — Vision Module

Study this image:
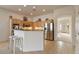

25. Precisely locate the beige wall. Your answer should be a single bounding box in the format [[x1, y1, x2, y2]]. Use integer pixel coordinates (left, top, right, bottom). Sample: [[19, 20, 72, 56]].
[[0, 8, 23, 41], [33, 13, 54, 21], [57, 16, 71, 34], [53, 6, 76, 42], [32, 6, 75, 41], [0, 6, 76, 42]]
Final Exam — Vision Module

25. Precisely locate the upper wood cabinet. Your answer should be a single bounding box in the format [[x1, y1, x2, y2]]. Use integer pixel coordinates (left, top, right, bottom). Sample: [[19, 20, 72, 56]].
[[12, 19, 45, 28], [12, 19, 33, 27]]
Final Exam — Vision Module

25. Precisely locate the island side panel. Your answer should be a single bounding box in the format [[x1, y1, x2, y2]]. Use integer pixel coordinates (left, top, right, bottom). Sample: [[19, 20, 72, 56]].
[[23, 31, 44, 52]]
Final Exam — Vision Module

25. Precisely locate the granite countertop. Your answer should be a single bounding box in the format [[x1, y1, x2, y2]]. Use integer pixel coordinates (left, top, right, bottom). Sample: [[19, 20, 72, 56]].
[[14, 29, 44, 31]]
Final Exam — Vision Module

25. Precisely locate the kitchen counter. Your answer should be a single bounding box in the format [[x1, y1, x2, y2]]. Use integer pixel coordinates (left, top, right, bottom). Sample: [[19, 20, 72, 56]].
[[14, 29, 43, 31], [14, 29, 44, 52]]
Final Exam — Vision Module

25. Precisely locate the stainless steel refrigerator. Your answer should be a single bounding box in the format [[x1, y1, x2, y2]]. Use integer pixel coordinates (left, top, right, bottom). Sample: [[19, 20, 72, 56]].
[[44, 19, 54, 41]]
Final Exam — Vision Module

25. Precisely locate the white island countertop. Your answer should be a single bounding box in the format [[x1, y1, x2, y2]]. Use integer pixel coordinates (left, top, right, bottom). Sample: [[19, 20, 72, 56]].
[[14, 29, 44, 52]]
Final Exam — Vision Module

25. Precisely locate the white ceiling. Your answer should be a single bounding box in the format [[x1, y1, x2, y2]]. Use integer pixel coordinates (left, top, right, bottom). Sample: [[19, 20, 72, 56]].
[[0, 5, 66, 17]]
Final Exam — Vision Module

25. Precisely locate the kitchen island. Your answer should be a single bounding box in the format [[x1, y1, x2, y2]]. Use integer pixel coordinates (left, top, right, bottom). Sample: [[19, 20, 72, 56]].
[[14, 29, 44, 52]]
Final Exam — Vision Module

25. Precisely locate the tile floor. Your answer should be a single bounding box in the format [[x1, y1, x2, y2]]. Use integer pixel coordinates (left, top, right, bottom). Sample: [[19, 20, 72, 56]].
[[24, 40, 74, 54], [0, 41, 10, 54], [0, 40, 76, 54]]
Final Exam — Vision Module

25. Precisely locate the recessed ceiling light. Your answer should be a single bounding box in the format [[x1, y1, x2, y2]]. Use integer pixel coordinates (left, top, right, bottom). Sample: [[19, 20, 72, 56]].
[[18, 8, 22, 11], [43, 9, 46, 12], [24, 5, 27, 7], [33, 6, 36, 9], [30, 13, 33, 15]]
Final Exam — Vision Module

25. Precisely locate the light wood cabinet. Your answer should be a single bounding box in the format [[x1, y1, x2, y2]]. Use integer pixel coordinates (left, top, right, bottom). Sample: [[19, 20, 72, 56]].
[[12, 19, 33, 27], [12, 19, 45, 30]]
